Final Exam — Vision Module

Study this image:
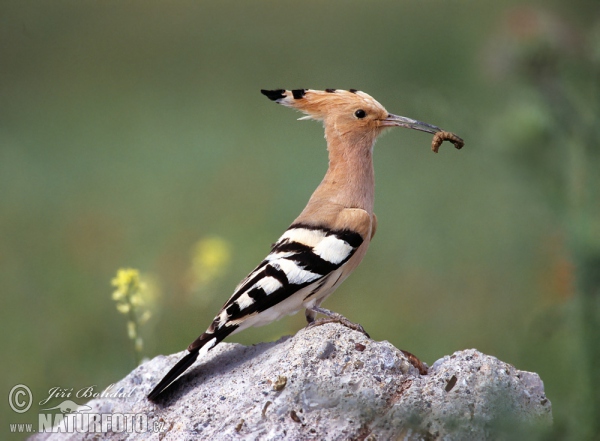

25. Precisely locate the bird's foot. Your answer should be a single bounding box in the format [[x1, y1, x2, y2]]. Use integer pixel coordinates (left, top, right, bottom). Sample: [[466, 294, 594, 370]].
[[305, 306, 370, 338]]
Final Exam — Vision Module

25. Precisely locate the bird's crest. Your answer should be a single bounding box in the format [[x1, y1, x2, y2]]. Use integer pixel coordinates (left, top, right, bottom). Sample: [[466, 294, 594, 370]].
[[261, 88, 388, 123]]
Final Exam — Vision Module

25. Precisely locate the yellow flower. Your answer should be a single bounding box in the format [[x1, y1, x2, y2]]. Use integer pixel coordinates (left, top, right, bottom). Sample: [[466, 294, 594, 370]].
[[111, 268, 141, 302], [135, 337, 143, 353], [110, 267, 160, 366], [139, 310, 152, 325], [127, 321, 136, 340], [191, 236, 232, 286], [116, 303, 130, 314], [112, 268, 140, 289], [130, 292, 144, 307]]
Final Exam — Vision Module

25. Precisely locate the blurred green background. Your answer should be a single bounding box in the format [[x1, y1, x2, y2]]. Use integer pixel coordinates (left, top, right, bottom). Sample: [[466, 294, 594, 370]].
[[2, 1, 599, 439]]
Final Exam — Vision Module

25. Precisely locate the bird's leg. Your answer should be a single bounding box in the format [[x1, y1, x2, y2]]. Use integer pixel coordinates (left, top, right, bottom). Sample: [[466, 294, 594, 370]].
[[305, 308, 317, 324], [305, 306, 370, 338]]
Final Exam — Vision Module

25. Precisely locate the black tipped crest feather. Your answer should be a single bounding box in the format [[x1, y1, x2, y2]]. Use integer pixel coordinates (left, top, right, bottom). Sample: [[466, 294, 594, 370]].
[[261, 89, 286, 101], [292, 89, 306, 99]]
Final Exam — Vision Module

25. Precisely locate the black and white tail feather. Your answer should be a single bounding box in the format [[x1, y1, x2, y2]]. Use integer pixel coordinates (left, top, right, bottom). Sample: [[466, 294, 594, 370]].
[[147, 223, 363, 401]]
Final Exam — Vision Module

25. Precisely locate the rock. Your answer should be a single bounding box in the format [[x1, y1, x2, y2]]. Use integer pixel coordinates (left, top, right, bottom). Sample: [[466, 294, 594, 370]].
[[31, 323, 552, 440]]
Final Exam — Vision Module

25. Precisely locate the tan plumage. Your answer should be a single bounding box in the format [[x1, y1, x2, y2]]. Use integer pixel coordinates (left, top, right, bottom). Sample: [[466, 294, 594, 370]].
[[147, 88, 463, 401]]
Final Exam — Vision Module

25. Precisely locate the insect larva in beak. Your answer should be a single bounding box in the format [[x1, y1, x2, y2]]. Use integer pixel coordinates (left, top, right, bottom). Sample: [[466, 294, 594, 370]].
[[432, 131, 464, 153]]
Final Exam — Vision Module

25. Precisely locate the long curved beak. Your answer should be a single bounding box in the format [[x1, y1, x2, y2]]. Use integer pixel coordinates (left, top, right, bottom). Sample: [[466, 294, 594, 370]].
[[380, 113, 442, 134]]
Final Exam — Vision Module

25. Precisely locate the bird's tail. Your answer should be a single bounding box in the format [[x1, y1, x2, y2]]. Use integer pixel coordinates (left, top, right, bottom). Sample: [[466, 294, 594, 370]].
[[147, 332, 223, 402], [147, 350, 199, 401]]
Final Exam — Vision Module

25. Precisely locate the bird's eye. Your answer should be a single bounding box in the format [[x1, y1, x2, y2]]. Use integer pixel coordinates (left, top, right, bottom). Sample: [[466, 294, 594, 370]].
[[354, 109, 366, 119]]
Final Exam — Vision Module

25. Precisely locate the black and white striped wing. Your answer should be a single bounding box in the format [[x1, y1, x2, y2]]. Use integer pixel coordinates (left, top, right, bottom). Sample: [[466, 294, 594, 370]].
[[148, 223, 365, 401], [207, 223, 364, 336]]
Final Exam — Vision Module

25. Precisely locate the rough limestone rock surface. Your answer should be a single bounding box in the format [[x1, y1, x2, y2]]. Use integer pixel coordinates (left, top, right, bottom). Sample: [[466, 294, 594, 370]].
[[32, 323, 552, 440]]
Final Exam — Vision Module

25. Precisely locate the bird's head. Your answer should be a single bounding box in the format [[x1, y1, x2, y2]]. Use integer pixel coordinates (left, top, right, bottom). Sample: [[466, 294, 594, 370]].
[[261, 88, 443, 145]]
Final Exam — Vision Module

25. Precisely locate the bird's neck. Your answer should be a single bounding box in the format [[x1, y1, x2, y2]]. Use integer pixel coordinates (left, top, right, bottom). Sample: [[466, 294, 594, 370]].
[[306, 130, 376, 215]]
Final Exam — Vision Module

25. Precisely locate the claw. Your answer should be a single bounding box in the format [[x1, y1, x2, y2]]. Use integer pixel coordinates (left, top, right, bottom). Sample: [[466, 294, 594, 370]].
[[305, 306, 370, 338]]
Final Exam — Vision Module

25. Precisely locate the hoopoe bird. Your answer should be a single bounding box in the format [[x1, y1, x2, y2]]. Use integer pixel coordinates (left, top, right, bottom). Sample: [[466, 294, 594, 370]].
[[147, 88, 463, 401]]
